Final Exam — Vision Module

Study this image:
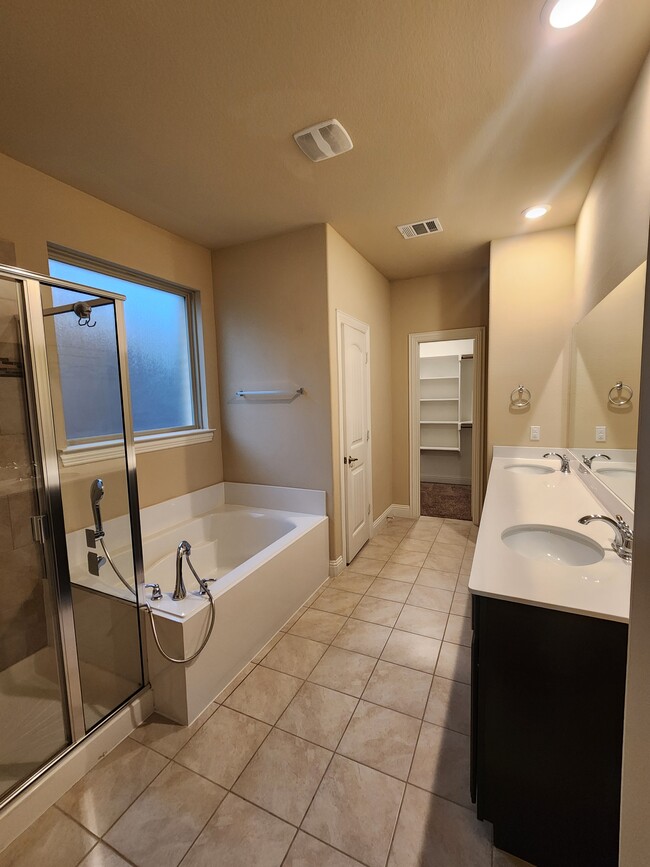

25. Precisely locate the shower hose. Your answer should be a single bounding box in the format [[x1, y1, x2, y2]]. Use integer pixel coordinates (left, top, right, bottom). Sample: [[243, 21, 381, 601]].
[[99, 537, 216, 665]]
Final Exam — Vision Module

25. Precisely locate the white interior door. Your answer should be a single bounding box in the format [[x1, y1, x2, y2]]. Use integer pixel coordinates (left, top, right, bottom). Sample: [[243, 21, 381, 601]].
[[341, 319, 370, 562]]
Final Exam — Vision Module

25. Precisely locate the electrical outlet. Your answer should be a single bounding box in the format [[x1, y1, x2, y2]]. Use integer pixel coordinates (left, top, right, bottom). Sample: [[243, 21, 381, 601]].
[[530, 426, 540, 441], [595, 426, 607, 442]]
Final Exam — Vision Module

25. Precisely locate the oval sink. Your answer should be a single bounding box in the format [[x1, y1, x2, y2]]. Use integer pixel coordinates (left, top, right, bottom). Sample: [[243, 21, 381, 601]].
[[594, 467, 635, 478], [501, 524, 604, 566], [504, 464, 554, 475]]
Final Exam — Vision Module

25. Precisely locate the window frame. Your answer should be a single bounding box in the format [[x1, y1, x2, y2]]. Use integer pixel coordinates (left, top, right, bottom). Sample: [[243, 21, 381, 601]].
[[47, 244, 212, 463]]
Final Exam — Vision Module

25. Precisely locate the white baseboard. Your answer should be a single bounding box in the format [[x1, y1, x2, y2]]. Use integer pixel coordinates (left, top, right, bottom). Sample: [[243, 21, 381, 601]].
[[0, 689, 153, 854], [390, 503, 413, 519], [329, 556, 344, 577], [421, 475, 471, 486], [371, 505, 392, 536]]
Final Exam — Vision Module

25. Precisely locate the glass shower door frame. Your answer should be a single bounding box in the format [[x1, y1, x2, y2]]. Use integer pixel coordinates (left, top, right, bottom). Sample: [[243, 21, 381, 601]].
[[0, 264, 148, 807]]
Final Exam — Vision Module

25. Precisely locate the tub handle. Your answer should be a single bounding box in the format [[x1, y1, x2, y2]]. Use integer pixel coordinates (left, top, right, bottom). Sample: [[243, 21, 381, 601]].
[[198, 577, 218, 595]]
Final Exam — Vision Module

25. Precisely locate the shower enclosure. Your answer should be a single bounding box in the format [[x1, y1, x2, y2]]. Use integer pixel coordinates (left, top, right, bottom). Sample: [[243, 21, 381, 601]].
[[0, 265, 146, 808]]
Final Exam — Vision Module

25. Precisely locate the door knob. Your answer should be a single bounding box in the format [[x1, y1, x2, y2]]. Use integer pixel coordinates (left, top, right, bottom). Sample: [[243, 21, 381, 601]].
[[347, 455, 359, 465]]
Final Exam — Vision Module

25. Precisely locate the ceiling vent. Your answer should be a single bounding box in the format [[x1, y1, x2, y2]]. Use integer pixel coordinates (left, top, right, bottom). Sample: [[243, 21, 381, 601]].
[[397, 218, 443, 239], [293, 119, 353, 162]]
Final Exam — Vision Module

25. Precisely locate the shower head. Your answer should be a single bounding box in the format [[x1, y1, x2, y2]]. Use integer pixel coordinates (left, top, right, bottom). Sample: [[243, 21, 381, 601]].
[[90, 478, 105, 538]]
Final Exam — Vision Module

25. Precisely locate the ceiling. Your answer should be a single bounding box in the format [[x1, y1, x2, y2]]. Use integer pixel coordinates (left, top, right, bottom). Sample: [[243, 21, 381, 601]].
[[0, 1, 648, 280]]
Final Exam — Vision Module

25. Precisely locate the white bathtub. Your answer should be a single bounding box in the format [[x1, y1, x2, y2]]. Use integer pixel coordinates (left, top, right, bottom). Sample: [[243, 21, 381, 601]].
[[67, 482, 329, 724]]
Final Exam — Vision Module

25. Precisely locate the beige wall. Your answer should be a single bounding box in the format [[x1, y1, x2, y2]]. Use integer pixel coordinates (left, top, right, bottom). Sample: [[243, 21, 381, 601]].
[[390, 269, 489, 506], [326, 226, 392, 561], [487, 228, 576, 457], [212, 225, 334, 534], [0, 152, 223, 514], [575, 51, 650, 320]]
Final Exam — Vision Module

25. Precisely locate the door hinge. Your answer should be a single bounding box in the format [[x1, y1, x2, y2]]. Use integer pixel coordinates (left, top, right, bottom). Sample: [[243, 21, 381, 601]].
[[365, 352, 368, 364], [368, 504, 371, 516], [367, 430, 370, 441], [30, 514, 49, 544]]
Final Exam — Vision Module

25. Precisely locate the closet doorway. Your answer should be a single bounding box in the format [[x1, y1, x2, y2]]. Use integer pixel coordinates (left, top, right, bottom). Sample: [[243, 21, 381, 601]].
[[408, 328, 485, 524]]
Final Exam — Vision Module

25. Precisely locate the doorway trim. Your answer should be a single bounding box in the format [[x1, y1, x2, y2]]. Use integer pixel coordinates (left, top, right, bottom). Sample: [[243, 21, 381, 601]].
[[408, 327, 486, 523], [336, 309, 373, 566]]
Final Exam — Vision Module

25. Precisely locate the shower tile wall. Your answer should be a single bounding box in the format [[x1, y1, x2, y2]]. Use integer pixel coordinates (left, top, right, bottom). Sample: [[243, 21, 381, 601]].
[[0, 280, 48, 672]]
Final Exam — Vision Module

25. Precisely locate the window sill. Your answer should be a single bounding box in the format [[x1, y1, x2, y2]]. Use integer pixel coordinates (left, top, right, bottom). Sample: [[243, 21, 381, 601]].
[[59, 429, 215, 467]]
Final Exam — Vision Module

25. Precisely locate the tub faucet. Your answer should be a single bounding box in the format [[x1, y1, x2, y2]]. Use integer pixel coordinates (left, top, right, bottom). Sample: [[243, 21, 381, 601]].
[[578, 514, 633, 562], [174, 540, 191, 600], [582, 454, 611, 469], [543, 453, 571, 473]]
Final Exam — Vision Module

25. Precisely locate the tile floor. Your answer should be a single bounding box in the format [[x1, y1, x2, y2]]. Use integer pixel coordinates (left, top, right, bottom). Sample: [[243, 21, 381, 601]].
[[0, 517, 534, 867]]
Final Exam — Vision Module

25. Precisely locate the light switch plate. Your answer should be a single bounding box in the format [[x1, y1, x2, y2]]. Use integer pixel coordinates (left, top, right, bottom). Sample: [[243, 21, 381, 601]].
[[530, 426, 540, 441], [595, 426, 607, 442]]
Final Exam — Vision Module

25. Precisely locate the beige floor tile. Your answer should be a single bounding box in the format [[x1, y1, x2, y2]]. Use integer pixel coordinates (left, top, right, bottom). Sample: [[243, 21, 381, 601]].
[[395, 605, 448, 639], [182, 793, 294, 867], [493, 847, 537, 866], [328, 572, 374, 594], [57, 739, 167, 836], [176, 705, 270, 787], [0, 806, 96, 867], [457, 571, 471, 587], [308, 646, 376, 697], [337, 700, 420, 781], [396, 537, 433, 554], [388, 785, 491, 867], [381, 630, 441, 674], [281, 607, 308, 632], [407, 584, 454, 613], [284, 831, 363, 866], [233, 728, 331, 825], [351, 596, 403, 627], [289, 609, 347, 643], [224, 665, 302, 724], [409, 721, 471, 808], [425, 676, 471, 735], [451, 591, 471, 617], [78, 842, 131, 866], [261, 633, 328, 679], [356, 543, 392, 562], [378, 562, 420, 583], [377, 524, 409, 538], [363, 535, 399, 552], [435, 641, 471, 684], [332, 619, 391, 657], [347, 557, 384, 576], [430, 540, 467, 558], [423, 552, 462, 573], [469, 526, 479, 541], [444, 614, 472, 646], [129, 704, 217, 759], [367, 577, 411, 603], [416, 516, 444, 526], [277, 682, 358, 750], [416, 567, 458, 591], [311, 588, 363, 616], [362, 661, 432, 718], [104, 762, 226, 867], [252, 631, 284, 662], [215, 662, 256, 702], [406, 526, 440, 542], [303, 755, 404, 867], [388, 549, 427, 568]]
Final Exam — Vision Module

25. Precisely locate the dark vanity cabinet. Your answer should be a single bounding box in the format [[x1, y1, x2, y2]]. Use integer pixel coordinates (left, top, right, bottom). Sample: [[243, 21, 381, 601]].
[[470, 595, 628, 867]]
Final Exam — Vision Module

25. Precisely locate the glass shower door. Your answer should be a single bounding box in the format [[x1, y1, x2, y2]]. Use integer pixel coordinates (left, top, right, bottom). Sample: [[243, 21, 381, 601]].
[[0, 276, 71, 802]]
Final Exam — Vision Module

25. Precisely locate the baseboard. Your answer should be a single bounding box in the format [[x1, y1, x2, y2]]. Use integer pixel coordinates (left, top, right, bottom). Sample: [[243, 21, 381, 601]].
[[0, 688, 153, 854], [371, 505, 392, 536], [390, 504, 413, 519], [329, 556, 344, 577], [421, 475, 471, 486]]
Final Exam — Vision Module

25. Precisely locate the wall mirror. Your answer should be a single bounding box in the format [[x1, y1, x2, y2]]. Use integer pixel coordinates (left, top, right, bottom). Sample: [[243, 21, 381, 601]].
[[568, 261, 647, 509]]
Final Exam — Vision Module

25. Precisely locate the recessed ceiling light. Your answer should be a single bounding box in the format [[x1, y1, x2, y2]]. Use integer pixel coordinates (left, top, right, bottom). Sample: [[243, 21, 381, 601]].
[[544, 0, 598, 29], [522, 205, 551, 219]]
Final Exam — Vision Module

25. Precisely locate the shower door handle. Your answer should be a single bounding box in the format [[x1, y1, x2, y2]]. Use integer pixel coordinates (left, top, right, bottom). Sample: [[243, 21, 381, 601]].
[[30, 514, 49, 544]]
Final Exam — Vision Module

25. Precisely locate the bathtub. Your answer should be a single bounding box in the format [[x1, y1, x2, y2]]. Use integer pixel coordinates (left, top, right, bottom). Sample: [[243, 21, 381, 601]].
[[67, 482, 329, 724]]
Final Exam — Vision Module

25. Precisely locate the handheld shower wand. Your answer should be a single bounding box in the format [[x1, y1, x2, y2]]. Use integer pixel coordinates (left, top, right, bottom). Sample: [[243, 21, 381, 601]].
[[90, 478, 105, 539]]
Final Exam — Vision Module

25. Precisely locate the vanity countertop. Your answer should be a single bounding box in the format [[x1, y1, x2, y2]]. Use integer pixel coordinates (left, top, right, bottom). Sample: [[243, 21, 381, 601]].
[[469, 453, 631, 623]]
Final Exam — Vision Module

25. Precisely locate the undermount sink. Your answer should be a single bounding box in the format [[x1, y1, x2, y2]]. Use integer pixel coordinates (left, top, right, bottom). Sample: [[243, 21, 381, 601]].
[[504, 464, 554, 475], [501, 524, 604, 566], [594, 467, 635, 477]]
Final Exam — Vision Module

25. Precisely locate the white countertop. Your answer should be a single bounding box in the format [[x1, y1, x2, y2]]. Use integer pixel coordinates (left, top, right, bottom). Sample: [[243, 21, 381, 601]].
[[469, 453, 631, 623]]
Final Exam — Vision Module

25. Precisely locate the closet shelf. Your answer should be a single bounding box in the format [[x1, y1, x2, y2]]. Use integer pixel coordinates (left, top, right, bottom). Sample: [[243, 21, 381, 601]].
[[420, 398, 459, 402], [420, 446, 461, 452], [420, 421, 459, 426], [420, 375, 458, 382]]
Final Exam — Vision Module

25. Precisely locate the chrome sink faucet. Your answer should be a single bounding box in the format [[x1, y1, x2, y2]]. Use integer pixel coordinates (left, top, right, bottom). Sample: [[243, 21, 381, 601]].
[[582, 454, 611, 469], [578, 514, 633, 562], [543, 452, 571, 473], [174, 540, 191, 600]]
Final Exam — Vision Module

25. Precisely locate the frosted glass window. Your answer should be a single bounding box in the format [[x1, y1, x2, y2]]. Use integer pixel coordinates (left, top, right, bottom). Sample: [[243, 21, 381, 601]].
[[49, 260, 197, 440]]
